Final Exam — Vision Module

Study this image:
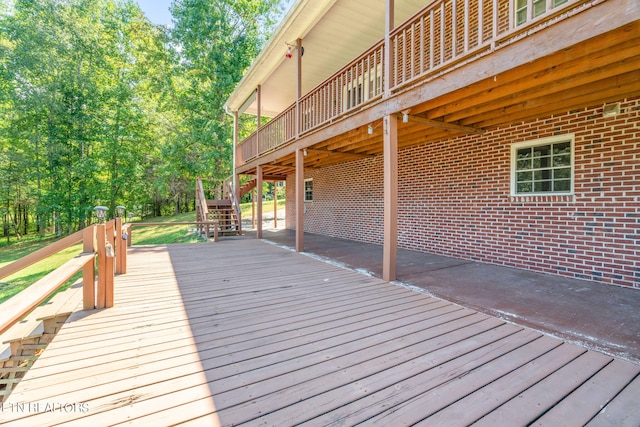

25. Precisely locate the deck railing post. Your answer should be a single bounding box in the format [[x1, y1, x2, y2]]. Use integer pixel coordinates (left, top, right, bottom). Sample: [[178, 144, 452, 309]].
[[82, 225, 96, 310], [96, 223, 107, 309], [105, 220, 115, 308], [121, 224, 128, 272], [115, 217, 126, 275], [114, 217, 127, 274]]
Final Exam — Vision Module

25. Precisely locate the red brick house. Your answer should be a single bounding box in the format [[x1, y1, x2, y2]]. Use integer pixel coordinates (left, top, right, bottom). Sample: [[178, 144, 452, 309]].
[[224, 0, 640, 288]]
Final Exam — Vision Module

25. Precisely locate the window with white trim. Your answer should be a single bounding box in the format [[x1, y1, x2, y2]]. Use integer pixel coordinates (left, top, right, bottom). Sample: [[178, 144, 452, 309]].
[[511, 135, 574, 195], [515, 0, 568, 26], [304, 178, 313, 202]]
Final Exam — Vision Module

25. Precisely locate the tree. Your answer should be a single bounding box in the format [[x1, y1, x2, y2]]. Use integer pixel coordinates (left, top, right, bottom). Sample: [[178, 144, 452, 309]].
[[170, 0, 284, 184], [0, 0, 286, 237]]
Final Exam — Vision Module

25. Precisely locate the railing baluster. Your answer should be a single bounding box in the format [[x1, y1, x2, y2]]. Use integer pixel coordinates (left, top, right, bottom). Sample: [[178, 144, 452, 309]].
[[420, 16, 425, 74], [464, 0, 470, 52], [430, 10, 435, 69], [479, 0, 484, 45], [452, 0, 457, 58], [493, 0, 499, 44]]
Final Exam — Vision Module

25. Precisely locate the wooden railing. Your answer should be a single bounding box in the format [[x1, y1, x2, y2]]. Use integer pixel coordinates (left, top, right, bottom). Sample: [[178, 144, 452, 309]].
[[195, 177, 210, 236], [258, 104, 296, 155], [224, 176, 242, 235], [125, 221, 219, 244], [0, 218, 129, 336], [236, 0, 590, 165]]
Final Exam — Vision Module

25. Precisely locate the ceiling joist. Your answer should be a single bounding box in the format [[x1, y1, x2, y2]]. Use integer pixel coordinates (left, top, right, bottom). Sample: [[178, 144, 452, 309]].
[[305, 148, 375, 159], [401, 114, 486, 135]]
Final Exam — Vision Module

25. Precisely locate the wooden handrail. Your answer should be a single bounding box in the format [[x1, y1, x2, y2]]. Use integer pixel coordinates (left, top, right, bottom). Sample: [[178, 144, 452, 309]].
[[0, 228, 85, 281], [0, 253, 95, 335], [0, 219, 131, 336], [224, 176, 242, 236]]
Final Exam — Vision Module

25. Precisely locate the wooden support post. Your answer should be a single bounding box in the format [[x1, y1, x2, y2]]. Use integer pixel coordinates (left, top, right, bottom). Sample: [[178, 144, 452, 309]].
[[252, 187, 256, 228], [96, 223, 106, 309], [273, 181, 278, 229], [295, 148, 304, 252], [256, 164, 263, 239], [235, 173, 242, 235], [257, 85, 261, 157], [82, 225, 96, 310], [121, 224, 127, 273], [213, 220, 219, 242], [295, 38, 302, 138], [383, 114, 398, 282], [127, 227, 132, 247], [105, 220, 115, 308], [115, 217, 124, 274]]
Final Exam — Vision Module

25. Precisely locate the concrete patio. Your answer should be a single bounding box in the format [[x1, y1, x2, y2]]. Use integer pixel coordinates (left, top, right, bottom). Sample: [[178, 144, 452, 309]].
[[252, 228, 640, 365]]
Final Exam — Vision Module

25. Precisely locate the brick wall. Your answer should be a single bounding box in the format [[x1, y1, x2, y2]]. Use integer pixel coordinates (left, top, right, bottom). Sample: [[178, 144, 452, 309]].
[[286, 97, 640, 288]]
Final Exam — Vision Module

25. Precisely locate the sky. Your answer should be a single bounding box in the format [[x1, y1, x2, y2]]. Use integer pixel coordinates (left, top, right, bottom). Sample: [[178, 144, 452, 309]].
[[135, 0, 296, 27], [135, 0, 173, 26]]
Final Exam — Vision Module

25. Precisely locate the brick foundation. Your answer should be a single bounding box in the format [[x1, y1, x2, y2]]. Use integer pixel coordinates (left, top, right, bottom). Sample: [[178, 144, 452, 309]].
[[286, 97, 640, 288]]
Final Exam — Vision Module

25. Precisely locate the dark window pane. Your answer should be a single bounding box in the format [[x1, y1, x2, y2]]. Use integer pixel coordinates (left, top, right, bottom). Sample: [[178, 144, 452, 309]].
[[517, 171, 532, 182], [554, 180, 571, 192], [553, 154, 570, 167], [533, 145, 550, 157], [554, 168, 571, 179], [553, 141, 570, 154], [517, 159, 531, 170], [517, 182, 532, 193], [534, 169, 552, 180], [534, 181, 551, 192]]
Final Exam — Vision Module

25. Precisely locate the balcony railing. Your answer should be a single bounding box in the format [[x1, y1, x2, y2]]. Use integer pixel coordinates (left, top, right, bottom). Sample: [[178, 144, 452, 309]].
[[236, 0, 589, 166]]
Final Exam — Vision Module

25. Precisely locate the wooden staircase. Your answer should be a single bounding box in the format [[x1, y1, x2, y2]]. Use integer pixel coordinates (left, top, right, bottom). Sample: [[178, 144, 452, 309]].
[[239, 179, 256, 198], [196, 177, 253, 237], [205, 199, 239, 235]]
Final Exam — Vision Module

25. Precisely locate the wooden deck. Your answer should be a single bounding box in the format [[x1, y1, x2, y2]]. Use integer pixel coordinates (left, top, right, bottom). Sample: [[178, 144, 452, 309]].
[[1, 239, 639, 426]]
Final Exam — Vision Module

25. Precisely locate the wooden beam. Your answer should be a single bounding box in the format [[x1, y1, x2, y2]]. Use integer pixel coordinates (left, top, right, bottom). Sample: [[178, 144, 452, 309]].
[[305, 148, 375, 159], [403, 114, 485, 135], [273, 182, 278, 229], [383, 114, 398, 282]]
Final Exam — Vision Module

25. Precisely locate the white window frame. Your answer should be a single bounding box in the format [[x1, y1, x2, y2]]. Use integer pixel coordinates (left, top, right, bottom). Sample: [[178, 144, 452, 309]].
[[514, 0, 569, 26], [304, 178, 313, 202], [511, 134, 575, 196]]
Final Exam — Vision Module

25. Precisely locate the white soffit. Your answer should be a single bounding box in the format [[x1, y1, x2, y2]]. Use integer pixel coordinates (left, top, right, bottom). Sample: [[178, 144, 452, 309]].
[[226, 0, 431, 117]]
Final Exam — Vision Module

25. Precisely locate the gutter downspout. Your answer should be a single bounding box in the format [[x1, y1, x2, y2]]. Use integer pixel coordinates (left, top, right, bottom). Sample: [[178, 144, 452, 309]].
[[224, 106, 237, 193]]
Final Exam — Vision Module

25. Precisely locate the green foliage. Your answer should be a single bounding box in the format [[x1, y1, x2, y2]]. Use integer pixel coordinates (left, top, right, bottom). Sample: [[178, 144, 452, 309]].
[[0, 0, 285, 240]]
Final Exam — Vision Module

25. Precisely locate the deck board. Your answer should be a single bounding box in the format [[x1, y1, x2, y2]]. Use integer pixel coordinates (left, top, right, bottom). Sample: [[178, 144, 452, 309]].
[[0, 239, 638, 426]]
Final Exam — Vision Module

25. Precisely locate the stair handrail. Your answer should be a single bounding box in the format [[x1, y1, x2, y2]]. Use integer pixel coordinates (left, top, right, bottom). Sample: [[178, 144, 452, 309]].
[[196, 178, 209, 237], [224, 176, 242, 235]]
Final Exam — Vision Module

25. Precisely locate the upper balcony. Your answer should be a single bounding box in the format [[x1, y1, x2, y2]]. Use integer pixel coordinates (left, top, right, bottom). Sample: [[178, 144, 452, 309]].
[[226, 0, 640, 177]]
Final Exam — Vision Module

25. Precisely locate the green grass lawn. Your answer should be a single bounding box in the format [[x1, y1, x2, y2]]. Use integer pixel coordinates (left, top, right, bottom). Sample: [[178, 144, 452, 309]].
[[0, 212, 207, 304], [129, 211, 207, 245], [239, 199, 286, 218]]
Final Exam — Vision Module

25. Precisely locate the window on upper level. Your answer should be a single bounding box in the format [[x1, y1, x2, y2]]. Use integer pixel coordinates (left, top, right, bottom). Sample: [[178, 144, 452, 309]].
[[342, 63, 382, 112], [515, 0, 569, 26], [511, 135, 574, 195]]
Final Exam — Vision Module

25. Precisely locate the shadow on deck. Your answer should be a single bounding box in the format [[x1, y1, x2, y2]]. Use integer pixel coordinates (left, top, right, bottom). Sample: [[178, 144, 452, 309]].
[[1, 239, 639, 425]]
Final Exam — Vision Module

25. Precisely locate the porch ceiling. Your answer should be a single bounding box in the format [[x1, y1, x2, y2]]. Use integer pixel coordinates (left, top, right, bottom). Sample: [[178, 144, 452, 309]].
[[227, 0, 433, 117], [240, 20, 640, 176]]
